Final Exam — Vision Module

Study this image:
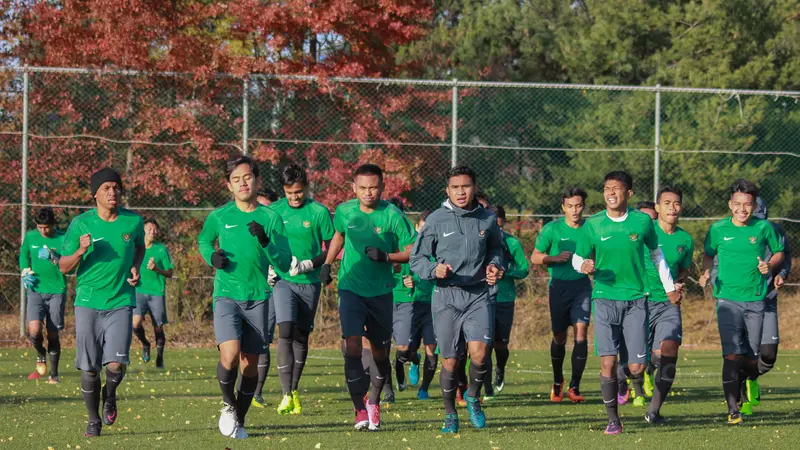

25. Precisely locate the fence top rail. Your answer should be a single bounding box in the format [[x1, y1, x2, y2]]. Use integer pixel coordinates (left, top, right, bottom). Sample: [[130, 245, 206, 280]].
[[2, 66, 800, 97]]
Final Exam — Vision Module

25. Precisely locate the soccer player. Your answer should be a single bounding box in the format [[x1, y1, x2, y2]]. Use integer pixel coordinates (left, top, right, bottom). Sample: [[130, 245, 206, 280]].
[[132, 218, 173, 369], [410, 165, 504, 433], [268, 163, 334, 415], [320, 164, 416, 431], [198, 155, 291, 439], [636, 201, 657, 220], [642, 186, 693, 423], [59, 168, 145, 437], [258, 188, 279, 206], [571, 171, 679, 435], [408, 209, 438, 400], [485, 205, 529, 399], [20, 207, 66, 383], [699, 180, 784, 424], [531, 188, 591, 403]]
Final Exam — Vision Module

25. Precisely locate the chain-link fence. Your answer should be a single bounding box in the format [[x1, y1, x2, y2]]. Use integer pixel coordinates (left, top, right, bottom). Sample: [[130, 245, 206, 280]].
[[2, 67, 800, 335]]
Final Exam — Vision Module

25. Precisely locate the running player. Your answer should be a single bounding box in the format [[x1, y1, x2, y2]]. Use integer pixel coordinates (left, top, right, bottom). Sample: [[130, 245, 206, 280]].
[[643, 186, 693, 424], [408, 209, 438, 400], [59, 168, 145, 437], [198, 155, 291, 439], [132, 218, 173, 369], [636, 201, 657, 220], [531, 187, 591, 403], [410, 165, 504, 433], [20, 207, 66, 383], [268, 163, 334, 415], [320, 164, 416, 431], [699, 180, 784, 424], [572, 171, 679, 435]]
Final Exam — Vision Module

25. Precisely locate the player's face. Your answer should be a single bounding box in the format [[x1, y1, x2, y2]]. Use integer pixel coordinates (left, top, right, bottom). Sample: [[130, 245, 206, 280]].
[[446, 175, 475, 209], [283, 182, 307, 208], [640, 207, 657, 220], [656, 192, 682, 225], [227, 164, 259, 203], [144, 222, 158, 243], [729, 192, 755, 225], [353, 174, 383, 208], [496, 217, 505, 228], [561, 195, 585, 223], [36, 223, 53, 237], [603, 179, 631, 211], [95, 181, 122, 210]]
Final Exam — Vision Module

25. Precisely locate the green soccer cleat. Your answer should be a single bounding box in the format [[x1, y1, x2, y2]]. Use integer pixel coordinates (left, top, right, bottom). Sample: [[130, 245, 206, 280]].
[[277, 394, 294, 415], [745, 379, 761, 406], [465, 394, 486, 429], [728, 412, 743, 425], [633, 396, 646, 407], [740, 401, 753, 416], [441, 413, 459, 433], [251, 395, 266, 409], [643, 371, 654, 398], [483, 395, 496, 402], [290, 390, 302, 415]]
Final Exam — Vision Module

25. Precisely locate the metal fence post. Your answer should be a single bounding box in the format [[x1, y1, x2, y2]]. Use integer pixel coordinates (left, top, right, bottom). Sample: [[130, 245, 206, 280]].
[[451, 78, 458, 168], [20, 70, 29, 337], [653, 83, 661, 201], [242, 78, 249, 155]]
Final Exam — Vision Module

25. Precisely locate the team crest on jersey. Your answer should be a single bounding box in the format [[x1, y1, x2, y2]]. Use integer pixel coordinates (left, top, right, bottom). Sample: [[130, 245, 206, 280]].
[[749, 236, 757, 244], [479, 229, 486, 237], [374, 227, 383, 234], [122, 233, 131, 242], [629, 233, 638, 241], [677, 246, 685, 254], [303, 220, 311, 228]]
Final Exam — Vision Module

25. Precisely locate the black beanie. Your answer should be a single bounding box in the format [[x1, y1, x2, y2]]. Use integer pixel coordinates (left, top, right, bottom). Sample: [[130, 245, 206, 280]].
[[90, 168, 123, 197]]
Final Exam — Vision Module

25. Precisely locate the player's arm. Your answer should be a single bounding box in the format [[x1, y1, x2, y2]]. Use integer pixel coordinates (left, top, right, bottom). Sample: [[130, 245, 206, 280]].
[[644, 221, 676, 294], [409, 222, 440, 281], [486, 221, 505, 270], [324, 231, 344, 266], [699, 227, 717, 287], [506, 237, 530, 280], [263, 216, 292, 273], [312, 208, 336, 268], [152, 248, 174, 278], [531, 224, 567, 266], [19, 234, 30, 270], [776, 225, 791, 284], [311, 240, 332, 268], [387, 244, 413, 264], [761, 223, 784, 275], [198, 212, 220, 267], [127, 219, 146, 286], [59, 222, 90, 275], [572, 225, 594, 274]]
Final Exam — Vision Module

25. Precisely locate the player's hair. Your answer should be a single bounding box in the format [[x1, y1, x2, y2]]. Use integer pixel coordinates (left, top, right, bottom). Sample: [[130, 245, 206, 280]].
[[143, 217, 160, 229], [388, 197, 405, 212], [488, 204, 506, 221], [657, 186, 683, 203], [34, 207, 55, 225], [280, 163, 308, 187], [636, 200, 656, 211], [730, 178, 759, 200], [419, 209, 433, 221], [446, 165, 477, 184], [257, 188, 279, 202], [475, 189, 489, 203], [561, 187, 587, 204], [225, 155, 259, 180], [353, 164, 383, 183], [604, 170, 633, 190]]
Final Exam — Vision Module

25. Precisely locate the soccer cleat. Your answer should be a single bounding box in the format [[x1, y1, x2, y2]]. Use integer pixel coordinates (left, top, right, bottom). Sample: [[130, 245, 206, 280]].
[[84, 420, 102, 437], [27, 371, 41, 380], [417, 389, 429, 400], [290, 390, 303, 415], [617, 386, 630, 405], [47, 376, 60, 385], [101, 389, 117, 426], [219, 403, 238, 436], [36, 360, 47, 377], [604, 420, 623, 435], [494, 371, 505, 393], [408, 355, 420, 386], [232, 424, 249, 439], [550, 382, 564, 403], [354, 408, 369, 430], [396, 381, 407, 393], [456, 389, 467, 407], [483, 395, 496, 402], [465, 394, 486, 429], [142, 346, 151, 363], [567, 387, 584, 403], [728, 412, 743, 425], [366, 402, 381, 431], [155, 355, 164, 369], [643, 371, 654, 398], [251, 395, 266, 408], [740, 402, 753, 416], [633, 396, 646, 407], [441, 413, 459, 433], [645, 412, 666, 425], [381, 393, 395, 405], [746, 379, 761, 406], [277, 394, 294, 415]]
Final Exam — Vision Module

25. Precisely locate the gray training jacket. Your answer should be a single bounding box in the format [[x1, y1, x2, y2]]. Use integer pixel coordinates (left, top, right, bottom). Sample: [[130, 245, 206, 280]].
[[410, 199, 505, 287]]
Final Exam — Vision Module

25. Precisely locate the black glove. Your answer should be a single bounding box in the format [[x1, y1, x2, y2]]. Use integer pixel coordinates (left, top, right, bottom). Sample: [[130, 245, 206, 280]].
[[319, 263, 333, 286], [248, 221, 270, 247], [211, 249, 229, 269], [365, 246, 389, 263]]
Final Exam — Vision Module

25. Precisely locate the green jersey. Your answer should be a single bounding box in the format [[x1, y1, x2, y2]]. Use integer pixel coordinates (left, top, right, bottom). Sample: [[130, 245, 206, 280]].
[[497, 232, 530, 303], [19, 229, 66, 294], [62, 208, 145, 310], [268, 198, 335, 284], [412, 273, 434, 303], [137, 242, 173, 296], [646, 224, 694, 302], [704, 217, 784, 302], [534, 219, 587, 282], [198, 202, 291, 301], [575, 209, 658, 301], [334, 199, 417, 298], [392, 263, 414, 303]]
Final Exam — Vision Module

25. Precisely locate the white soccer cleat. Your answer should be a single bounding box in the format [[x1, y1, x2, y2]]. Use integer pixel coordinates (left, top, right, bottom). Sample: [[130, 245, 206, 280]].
[[218, 403, 237, 437]]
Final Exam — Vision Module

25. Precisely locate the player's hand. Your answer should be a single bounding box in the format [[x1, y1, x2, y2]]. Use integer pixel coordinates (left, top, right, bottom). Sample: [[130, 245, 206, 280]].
[[674, 282, 685, 294], [775, 274, 786, 290], [580, 259, 595, 275], [21, 268, 36, 289], [37, 247, 51, 260], [248, 221, 270, 247], [364, 246, 389, 263], [550, 251, 573, 264], [434, 263, 453, 279], [698, 269, 710, 287], [667, 289, 682, 306], [147, 257, 156, 271], [127, 266, 140, 286], [289, 257, 315, 277], [486, 264, 501, 286], [268, 265, 280, 287], [320, 263, 333, 286], [211, 249, 229, 269], [78, 234, 91, 255], [757, 257, 770, 275], [48, 249, 60, 266], [403, 275, 414, 289]]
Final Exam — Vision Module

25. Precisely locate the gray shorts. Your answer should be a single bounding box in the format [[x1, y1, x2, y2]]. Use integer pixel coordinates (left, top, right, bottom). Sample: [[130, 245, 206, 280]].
[[648, 301, 682, 348], [761, 295, 779, 345], [493, 302, 515, 345], [339, 290, 394, 349], [432, 284, 492, 359], [133, 293, 168, 326], [26, 290, 65, 332], [393, 302, 414, 346], [267, 293, 276, 344], [214, 297, 270, 355], [549, 278, 592, 333], [75, 306, 133, 371], [273, 281, 321, 332], [409, 302, 437, 348], [593, 298, 648, 364], [717, 299, 764, 358]]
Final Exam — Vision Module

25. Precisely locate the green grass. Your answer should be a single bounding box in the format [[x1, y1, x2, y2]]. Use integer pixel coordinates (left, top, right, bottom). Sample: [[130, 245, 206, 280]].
[[2, 348, 800, 449]]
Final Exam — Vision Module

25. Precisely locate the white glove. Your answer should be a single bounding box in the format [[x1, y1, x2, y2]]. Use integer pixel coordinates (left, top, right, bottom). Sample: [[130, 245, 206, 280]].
[[289, 257, 315, 277], [268, 265, 279, 288]]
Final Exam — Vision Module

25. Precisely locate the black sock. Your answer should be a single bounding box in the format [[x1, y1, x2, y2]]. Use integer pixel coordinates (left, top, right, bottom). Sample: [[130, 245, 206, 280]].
[[440, 367, 458, 414], [722, 358, 744, 413], [236, 374, 257, 425], [395, 350, 410, 386], [291, 328, 309, 392], [495, 347, 510, 374], [29, 333, 46, 359], [421, 354, 438, 391], [155, 330, 165, 360], [217, 362, 238, 406], [103, 365, 126, 399], [382, 367, 394, 396], [81, 371, 102, 423], [550, 339, 566, 385], [277, 338, 294, 395], [345, 355, 367, 410], [255, 352, 269, 397], [570, 340, 587, 389], [409, 350, 421, 365], [467, 360, 488, 399], [483, 347, 494, 396], [630, 370, 645, 398], [757, 344, 778, 377], [47, 334, 61, 377], [456, 354, 468, 392], [600, 375, 620, 423], [133, 326, 150, 348], [649, 356, 677, 415], [369, 356, 390, 405]]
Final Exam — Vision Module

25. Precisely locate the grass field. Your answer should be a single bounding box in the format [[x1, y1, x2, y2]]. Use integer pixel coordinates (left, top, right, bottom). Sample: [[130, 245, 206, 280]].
[[2, 348, 800, 449]]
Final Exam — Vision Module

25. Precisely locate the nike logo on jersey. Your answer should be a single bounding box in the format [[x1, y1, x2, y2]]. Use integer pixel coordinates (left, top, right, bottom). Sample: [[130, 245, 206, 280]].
[[724, 237, 734, 241], [283, 221, 289, 224], [92, 238, 104, 242], [348, 225, 357, 229], [31, 245, 39, 248], [443, 231, 456, 237], [225, 224, 238, 229], [560, 238, 569, 241], [601, 236, 612, 241]]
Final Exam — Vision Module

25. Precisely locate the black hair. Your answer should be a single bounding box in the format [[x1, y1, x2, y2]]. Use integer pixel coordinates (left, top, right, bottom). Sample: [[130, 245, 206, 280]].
[[562, 187, 587, 204], [419, 209, 433, 221], [143, 217, 160, 229], [387, 197, 404, 212], [280, 163, 308, 187], [34, 207, 55, 225], [636, 201, 656, 211], [488, 205, 506, 221], [604, 170, 633, 190], [257, 188, 279, 202], [446, 165, 477, 185], [353, 164, 383, 183], [657, 186, 683, 203], [226, 155, 259, 180], [730, 178, 759, 200], [475, 189, 488, 202]]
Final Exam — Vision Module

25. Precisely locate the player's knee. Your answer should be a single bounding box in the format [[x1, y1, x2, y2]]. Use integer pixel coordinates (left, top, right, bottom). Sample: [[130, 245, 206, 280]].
[[441, 358, 457, 372], [627, 363, 645, 377], [132, 316, 142, 328], [425, 344, 437, 356], [106, 362, 124, 373], [395, 344, 409, 352], [553, 331, 568, 344], [278, 321, 294, 340], [395, 349, 410, 364], [760, 344, 778, 365], [291, 327, 309, 345], [343, 337, 362, 357]]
